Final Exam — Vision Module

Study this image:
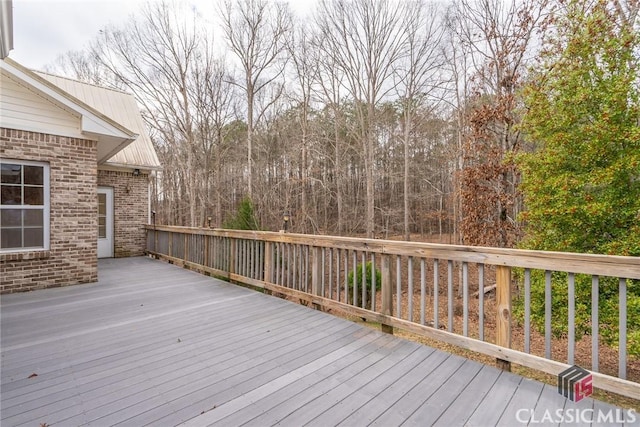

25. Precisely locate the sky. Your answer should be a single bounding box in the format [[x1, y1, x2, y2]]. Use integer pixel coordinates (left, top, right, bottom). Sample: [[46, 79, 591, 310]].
[[10, 0, 150, 69], [8, 0, 313, 71]]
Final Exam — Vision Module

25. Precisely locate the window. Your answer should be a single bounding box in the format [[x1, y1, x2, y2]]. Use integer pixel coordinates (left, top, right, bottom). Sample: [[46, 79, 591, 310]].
[[0, 159, 50, 252]]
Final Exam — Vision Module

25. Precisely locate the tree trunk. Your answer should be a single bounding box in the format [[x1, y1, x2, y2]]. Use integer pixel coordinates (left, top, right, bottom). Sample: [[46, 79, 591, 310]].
[[403, 108, 411, 241]]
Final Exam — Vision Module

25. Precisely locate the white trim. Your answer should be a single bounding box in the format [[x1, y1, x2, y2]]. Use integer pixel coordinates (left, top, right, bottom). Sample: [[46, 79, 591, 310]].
[[148, 178, 152, 224], [99, 162, 162, 172], [97, 186, 114, 258]]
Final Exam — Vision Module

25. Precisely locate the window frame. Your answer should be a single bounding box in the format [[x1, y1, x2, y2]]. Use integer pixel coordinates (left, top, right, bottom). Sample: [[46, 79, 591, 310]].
[[0, 158, 50, 253]]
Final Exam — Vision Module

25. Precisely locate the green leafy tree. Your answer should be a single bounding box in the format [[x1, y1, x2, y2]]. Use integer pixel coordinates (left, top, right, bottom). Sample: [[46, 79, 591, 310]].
[[516, 0, 640, 355], [223, 197, 260, 230]]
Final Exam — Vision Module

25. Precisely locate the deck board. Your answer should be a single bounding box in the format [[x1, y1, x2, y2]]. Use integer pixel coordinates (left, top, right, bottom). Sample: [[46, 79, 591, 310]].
[[368, 353, 467, 426], [215, 335, 409, 426], [431, 364, 502, 426], [334, 347, 447, 426], [497, 376, 546, 425], [276, 340, 423, 426], [400, 360, 491, 426], [1, 256, 636, 426]]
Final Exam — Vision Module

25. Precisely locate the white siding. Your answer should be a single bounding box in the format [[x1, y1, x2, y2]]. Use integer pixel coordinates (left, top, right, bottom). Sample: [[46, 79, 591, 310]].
[[0, 71, 84, 138], [36, 73, 161, 169]]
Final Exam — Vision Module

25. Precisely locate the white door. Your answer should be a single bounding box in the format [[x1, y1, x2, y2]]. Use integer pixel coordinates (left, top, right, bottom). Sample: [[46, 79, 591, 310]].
[[98, 187, 114, 258]]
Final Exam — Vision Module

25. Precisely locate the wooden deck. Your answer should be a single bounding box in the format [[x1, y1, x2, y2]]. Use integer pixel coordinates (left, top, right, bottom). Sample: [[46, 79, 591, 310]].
[[1, 257, 635, 427]]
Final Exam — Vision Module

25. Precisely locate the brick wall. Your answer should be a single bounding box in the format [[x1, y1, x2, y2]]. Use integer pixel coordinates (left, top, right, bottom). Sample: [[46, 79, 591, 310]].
[[98, 169, 149, 257], [0, 128, 98, 293]]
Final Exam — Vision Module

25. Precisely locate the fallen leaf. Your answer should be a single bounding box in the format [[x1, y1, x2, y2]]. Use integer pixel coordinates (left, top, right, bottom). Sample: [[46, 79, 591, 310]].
[[200, 404, 217, 415], [28, 373, 38, 379]]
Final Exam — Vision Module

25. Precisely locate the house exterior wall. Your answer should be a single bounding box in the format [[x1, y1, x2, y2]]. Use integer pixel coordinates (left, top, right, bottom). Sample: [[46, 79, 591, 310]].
[[0, 128, 98, 293], [98, 169, 149, 257], [0, 72, 84, 140]]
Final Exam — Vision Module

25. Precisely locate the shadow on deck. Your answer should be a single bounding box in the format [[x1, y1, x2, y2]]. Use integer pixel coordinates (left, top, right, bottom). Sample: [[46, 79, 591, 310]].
[[1, 257, 635, 426]]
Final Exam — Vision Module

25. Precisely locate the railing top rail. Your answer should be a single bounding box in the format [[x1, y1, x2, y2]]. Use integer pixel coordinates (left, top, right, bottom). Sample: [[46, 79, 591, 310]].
[[145, 225, 640, 279]]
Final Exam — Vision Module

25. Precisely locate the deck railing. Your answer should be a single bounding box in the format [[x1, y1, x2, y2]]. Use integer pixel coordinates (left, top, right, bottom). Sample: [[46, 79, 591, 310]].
[[145, 225, 640, 399]]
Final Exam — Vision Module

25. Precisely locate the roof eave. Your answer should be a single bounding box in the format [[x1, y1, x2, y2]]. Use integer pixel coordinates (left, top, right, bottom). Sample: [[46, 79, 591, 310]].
[[1, 58, 137, 161], [100, 161, 163, 171]]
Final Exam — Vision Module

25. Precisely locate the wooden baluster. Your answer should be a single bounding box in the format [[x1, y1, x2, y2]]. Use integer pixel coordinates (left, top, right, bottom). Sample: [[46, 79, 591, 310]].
[[312, 247, 322, 310], [381, 254, 393, 334], [496, 265, 512, 371]]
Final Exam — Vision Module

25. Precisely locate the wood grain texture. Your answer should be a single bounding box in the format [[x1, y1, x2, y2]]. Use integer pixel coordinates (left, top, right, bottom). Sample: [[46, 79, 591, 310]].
[[147, 226, 640, 278]]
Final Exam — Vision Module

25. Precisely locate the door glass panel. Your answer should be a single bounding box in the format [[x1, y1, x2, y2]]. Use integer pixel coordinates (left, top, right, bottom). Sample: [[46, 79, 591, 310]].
[[98, 195, 106, 215], [98, 193, 107, 239]]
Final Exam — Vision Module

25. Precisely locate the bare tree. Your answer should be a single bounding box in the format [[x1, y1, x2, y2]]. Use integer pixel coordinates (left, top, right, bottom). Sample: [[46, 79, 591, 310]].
[[189, 48, 239, 226], [92, 1, 227, 227], [612, 0, 639, 27], [285, 22, 320, 232], [219, 0, 291, 200], [310, 29, 347, 234], [45, 49, 122, 88], [44, 0, 558, 241], [442, 5, 475, 244], [315, 0, 410, 238], [393, 0, 446, 241]]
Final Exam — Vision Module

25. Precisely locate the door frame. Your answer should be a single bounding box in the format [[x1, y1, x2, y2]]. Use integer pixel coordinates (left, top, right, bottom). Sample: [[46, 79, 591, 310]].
[[98, 186, 114, 258]]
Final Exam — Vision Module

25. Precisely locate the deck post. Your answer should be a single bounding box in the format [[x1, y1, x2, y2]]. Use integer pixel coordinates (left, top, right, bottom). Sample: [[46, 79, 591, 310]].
[[153, 229, 158, 258], [380, 254, 393, 334], [184, 233, 189, 263], [264, 242, 273, 295], [311, 246, 322, 310], [204, 232, 209, 270], [229, 238, 236, 277], [496, 265, 512, 371]]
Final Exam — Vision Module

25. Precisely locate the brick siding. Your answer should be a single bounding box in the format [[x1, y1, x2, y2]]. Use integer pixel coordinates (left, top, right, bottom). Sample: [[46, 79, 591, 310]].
[[98, 169, 149, 258], [1, 128, 98, 293]]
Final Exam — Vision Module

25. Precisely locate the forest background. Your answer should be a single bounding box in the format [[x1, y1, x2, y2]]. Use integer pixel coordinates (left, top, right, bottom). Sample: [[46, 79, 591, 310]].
[[46, 0, 639, 257]]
